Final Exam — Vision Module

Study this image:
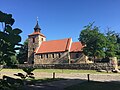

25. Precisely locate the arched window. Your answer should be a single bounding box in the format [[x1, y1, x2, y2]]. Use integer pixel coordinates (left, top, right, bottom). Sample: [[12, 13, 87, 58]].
[[58, 53, 61, 58], [76, 54, 79, 58], [52, 54, 54, 58], [41, 54, 43, 59], [41, 38, 43, 41], [46, 54, 48, 58], [33, 38, 35, 43]]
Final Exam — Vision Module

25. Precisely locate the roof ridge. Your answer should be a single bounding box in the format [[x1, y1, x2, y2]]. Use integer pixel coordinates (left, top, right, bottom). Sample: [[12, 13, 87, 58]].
[[43, 38, 71, 42]]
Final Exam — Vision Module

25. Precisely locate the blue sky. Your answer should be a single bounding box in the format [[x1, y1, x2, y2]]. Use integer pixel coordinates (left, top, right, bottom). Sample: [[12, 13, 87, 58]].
[[0, 0, 120, 43]]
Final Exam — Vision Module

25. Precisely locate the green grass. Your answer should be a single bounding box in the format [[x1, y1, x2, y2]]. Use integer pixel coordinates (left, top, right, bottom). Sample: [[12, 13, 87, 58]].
[[33, 69, 120, 74], [1, 68, 119, 74], [34, 69, 100, 74], [65, 81, 120, 90], [1, 69, 23, 72], [34, 69, 99, 73]]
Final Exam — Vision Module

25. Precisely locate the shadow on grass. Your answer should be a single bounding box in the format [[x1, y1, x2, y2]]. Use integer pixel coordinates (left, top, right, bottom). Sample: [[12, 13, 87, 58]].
[[1, 77, 120, 90], [26, 78, 66, 85], [0, 77, 67, 90], [21, 78, 86, 90], [65, 80, 120, 90]]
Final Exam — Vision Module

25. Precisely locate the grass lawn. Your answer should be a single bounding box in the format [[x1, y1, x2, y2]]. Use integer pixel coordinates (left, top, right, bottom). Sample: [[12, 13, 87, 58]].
[[34, 69, 99, 74], [0, 69, 105, 73], [65, 81, 120, 90], [1, 68, 119, 74], [1, 69, 23, 72]]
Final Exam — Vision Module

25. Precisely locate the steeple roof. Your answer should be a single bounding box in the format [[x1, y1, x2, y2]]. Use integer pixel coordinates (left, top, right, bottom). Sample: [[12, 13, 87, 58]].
[[34, 21, 41, 29], [34, 18, 41, 32]]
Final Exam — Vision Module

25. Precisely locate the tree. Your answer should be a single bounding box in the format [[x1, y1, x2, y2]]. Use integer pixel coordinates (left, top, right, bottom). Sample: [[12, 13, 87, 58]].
[[17, 39, 28, 64], [116, 34, 120, 59], [105, 30, 117, 57], [104, 30, 120, 59], [79, 23, 120, 62], [0, 11, 22, 65], [79, 23, 106, 61]]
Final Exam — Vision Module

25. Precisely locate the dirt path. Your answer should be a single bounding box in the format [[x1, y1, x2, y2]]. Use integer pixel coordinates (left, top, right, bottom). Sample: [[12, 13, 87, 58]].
[[1, 70, 120, 81], [1, 70, 120, 89]]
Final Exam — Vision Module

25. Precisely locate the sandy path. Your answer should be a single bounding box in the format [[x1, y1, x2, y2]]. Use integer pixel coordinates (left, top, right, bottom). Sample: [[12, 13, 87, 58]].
[[1, 70, 120, 82]]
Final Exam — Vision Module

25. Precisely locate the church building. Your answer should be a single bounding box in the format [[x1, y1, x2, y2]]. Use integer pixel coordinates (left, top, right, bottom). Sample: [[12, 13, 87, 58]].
[[28, 20, 84, 64]]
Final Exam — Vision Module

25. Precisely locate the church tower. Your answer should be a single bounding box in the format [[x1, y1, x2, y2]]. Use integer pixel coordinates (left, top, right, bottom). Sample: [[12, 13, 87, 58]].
[[28, 19, 46, 64]]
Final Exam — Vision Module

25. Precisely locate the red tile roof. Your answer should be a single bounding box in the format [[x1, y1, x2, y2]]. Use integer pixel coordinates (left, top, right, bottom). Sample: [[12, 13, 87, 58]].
[[36, 38, 72, 54], [70, 42, 83, 52], [28, 32, 46, 37]]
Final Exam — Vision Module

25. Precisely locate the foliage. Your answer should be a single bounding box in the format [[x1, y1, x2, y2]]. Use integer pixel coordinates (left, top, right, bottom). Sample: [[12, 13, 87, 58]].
[[17, 39, 28, 64], [105, 30, 118, 57], [22, 67, 35, 75], [79, 23, 120, 60], [14, 68, 35, 79], [79, 23, 106, 60], [0, 78, 23, 90], [0, 11, 22, 65], [115, 34, 120, 59]]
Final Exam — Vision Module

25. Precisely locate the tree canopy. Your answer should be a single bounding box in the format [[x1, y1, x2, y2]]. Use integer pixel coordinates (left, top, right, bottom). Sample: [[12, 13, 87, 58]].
[[0, 11, 22, 65], [17, 39, 28, 64], [79, 23, 120, 61]]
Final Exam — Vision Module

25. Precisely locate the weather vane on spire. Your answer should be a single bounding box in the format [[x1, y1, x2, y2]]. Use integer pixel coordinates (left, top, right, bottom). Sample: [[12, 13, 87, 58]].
[[37, 17, 39, 22], [34, 16, 41, 31]]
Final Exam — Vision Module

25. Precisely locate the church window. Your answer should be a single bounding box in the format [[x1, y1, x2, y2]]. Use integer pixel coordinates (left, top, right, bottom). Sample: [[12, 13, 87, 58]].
[[33, 38, 35, 43], [76, 54, 79, 58], [41, 54, 43, 59], [58, 53, 61, 58], [46, 54, 48, 58], [52, 54, 54, 58]]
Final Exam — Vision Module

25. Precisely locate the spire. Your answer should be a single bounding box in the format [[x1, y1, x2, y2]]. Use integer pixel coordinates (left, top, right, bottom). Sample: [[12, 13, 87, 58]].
[[34, 17, 41, 32]]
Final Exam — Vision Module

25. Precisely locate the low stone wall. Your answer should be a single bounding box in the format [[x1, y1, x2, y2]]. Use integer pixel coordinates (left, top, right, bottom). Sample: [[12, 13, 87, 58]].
[[16, 63, 114, 70]]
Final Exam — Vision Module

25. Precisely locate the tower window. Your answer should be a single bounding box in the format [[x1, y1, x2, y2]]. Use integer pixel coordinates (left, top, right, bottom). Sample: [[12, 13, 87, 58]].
[[41, 38, 43, 41], [33, 38, 35, 43]]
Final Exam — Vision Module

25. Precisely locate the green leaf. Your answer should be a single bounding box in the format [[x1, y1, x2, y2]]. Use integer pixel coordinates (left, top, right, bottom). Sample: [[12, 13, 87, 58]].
[[5, 25, 12, 33], [12, 28, 22, 35]]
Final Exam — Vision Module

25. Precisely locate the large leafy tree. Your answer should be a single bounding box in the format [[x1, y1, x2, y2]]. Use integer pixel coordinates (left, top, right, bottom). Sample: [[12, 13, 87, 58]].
[[79, 23, 120, 61], [79, 23, 106, 61], [116, 34, 120, 59], [17, 39, 28, 64], [105, 30, 117, 57], [0, 11, 22, 65]]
